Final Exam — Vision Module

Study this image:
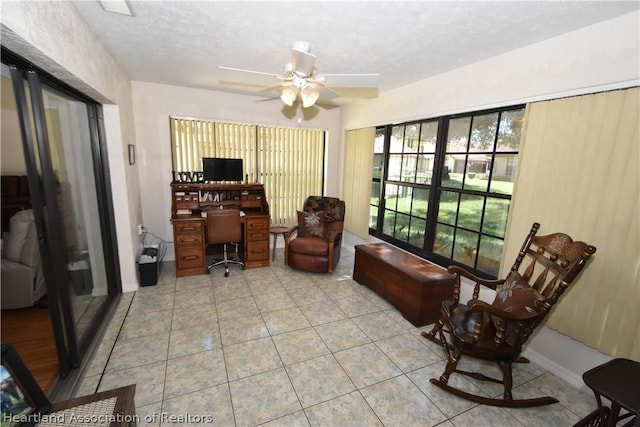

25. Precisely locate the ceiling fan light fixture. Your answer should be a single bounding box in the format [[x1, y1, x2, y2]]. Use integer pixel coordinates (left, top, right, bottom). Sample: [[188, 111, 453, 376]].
[[300, 84, 320, 108], [280, 85, 298, 106], [220, 41, 380, 111]]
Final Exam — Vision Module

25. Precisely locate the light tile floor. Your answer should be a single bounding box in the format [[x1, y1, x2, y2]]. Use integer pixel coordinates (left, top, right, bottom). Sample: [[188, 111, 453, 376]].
[[78, 248, 595, 426]]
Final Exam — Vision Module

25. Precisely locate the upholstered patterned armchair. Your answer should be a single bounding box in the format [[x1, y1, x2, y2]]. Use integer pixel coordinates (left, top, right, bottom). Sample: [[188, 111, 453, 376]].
[[284, 196, 345, 273]]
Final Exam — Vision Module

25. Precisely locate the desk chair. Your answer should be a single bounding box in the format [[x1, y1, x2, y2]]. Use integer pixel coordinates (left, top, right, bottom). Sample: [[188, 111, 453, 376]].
[[206, 208, 244, 277]]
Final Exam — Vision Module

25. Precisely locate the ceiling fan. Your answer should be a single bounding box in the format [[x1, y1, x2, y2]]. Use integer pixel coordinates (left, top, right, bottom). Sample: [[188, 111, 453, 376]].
[[218, 41, 379, 108]]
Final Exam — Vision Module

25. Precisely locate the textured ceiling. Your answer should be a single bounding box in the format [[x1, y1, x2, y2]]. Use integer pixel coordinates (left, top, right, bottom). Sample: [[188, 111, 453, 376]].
[[72, 1, 639, 103]]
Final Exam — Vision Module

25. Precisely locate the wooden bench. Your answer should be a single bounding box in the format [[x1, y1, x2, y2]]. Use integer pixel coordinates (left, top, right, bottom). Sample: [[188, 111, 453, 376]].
[[353, 243, 456, 327]]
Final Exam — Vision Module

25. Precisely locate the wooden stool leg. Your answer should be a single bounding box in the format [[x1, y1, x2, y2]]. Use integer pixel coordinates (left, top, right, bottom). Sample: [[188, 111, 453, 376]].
[[272, 233, 277, 261]]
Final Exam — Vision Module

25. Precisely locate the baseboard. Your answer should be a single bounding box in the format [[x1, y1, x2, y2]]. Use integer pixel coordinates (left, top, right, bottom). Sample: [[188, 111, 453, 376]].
[[523, 347, 587, 389]]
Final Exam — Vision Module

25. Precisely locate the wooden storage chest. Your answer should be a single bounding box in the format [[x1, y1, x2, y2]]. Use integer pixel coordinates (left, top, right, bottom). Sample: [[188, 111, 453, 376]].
[[353, 243, 456, 327]]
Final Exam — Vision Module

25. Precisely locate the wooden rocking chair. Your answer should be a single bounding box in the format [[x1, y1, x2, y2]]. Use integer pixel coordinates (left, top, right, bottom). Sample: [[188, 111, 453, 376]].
[[422, 222, 597, 407]]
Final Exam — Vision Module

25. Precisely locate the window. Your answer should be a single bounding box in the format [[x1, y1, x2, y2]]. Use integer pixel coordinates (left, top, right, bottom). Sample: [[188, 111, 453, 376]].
[[369, 106, 525, 281], [369, 128, 385, 230], [170, 117, 325, 225]]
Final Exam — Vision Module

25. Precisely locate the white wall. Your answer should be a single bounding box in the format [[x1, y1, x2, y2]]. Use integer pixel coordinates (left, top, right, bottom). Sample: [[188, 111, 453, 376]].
[[342, 10, 639, 129], [1, 1, 141, 292], [130, 81, 342, 259], [340, 11, 639, 387]]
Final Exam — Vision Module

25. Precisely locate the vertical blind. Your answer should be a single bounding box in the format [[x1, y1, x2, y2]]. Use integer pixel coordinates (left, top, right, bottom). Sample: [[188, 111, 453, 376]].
[[259, 126, 324, 226], [343, 127, 375, 239], [503, 87, 639, 360], [215, 122, 257, 183], [170, 119, 216, 174], [170, 117, 324, 225]]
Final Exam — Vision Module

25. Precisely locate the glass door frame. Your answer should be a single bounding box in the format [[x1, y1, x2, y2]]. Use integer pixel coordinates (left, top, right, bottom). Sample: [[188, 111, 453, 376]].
[[2, 48, 122, 378]]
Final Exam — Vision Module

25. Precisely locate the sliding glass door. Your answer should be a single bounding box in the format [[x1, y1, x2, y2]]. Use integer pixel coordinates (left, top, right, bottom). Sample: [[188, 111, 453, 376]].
[[34, 79, 113, 345], [3, 53, 120, 379]]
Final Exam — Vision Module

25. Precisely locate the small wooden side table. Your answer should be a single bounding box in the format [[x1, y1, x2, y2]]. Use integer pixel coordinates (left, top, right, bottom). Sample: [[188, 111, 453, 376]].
[[575, 358, 639, 427], [39, 384, 137, 426], [269, 226, 289, 261]]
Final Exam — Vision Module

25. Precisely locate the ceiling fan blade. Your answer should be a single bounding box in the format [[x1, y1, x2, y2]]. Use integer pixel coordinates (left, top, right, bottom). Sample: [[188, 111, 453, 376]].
[[254, 96, 282, 103], [218, 80, 281, 91], [257, 84, 286, 95], [218, 65, 285, 79], [291, 48, 316, 77], [328, 86, 379, 99], [318, 86, 341, 101], [317, 73, 379, 87]]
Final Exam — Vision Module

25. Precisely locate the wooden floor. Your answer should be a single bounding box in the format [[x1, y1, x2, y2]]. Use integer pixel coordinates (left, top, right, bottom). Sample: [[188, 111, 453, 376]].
[[1, 306, 59, 393]]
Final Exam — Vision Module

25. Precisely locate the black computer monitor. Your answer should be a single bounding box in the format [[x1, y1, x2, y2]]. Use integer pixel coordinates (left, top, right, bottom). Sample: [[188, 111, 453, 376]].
[[202, 157, 226, 182], [202, 157, 243, 182], [225, 158, 243, 182]]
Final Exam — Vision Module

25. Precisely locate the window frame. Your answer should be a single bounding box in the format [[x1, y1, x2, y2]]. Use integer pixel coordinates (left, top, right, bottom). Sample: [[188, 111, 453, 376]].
[[369, 104, 525, 284]]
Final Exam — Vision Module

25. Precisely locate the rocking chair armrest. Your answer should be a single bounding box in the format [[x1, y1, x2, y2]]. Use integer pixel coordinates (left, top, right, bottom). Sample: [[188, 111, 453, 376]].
[[447, 265, 506, 288], [468, 300, 539, 322]]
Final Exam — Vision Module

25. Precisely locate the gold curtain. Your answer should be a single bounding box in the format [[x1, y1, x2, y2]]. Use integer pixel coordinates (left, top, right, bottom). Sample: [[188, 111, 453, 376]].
[[504, 87, 639, 360], [258, 126, 324, 226], [343, 127, 375, 239]]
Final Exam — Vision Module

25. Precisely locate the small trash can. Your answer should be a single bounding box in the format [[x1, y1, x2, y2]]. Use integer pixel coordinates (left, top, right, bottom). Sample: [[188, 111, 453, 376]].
[[137, 233, 167, 286], [68, 252, 91, 295]]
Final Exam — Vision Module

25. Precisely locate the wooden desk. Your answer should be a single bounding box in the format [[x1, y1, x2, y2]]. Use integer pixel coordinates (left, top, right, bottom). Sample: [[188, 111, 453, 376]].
[[171, 183, 270, 277], [40, 385, 136, 426]]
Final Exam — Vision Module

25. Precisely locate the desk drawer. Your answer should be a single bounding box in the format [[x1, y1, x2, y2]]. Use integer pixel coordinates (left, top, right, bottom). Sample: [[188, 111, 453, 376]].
[[174, 221, 203, 235], [175, 195, 199, 210], [246, 241, 269, 262], [245, 217, 268, 231], [176, 233, 203, 247], [247, 229, 269, 241], [245, 217, 269, 241], [176, 246, 205, 270], [242, 200, 262, 208]]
